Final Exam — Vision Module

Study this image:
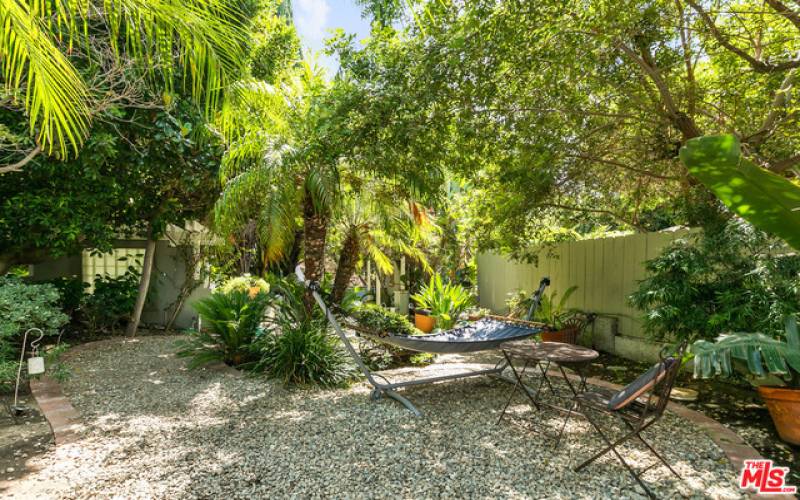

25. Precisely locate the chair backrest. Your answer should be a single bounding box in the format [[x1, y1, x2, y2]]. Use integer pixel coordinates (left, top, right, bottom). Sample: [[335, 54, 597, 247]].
[[557, 316, 587, 344], [607, 358, 677, 411], [607, 343, 685, 421], [650, 349, 683, 417]]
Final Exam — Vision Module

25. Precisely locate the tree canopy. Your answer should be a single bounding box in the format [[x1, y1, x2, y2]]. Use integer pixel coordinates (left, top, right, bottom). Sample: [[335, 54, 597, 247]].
[[333, 0, 800, 256]]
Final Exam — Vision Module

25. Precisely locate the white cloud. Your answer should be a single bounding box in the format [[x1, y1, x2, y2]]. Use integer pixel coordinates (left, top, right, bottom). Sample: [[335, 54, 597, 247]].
[[295, 0, 331, 43]]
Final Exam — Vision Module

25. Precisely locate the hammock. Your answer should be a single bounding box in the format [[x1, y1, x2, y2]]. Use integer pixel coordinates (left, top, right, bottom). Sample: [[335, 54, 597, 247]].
[[295, 265, 550, 416], [347, 316, 545, 354]]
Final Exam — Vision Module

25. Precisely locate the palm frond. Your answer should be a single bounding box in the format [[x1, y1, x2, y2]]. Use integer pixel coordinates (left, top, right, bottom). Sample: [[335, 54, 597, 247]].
[[367, 244, 394, 275], [257, 176, 300, 264], [305, 165, 338, 214], [219, 79, 289, 140], [0, 0, 91, 156], [1, 0, 247, 157]]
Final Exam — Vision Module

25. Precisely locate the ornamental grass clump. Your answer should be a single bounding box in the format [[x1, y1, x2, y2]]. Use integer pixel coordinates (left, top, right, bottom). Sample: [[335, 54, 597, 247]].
[[250, 276, 353, 387], [254, 318, 352, 387]]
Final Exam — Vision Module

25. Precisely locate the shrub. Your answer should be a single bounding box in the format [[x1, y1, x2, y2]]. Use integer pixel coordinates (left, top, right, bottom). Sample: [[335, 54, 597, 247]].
[[411, 274, 473, 329], [176, 290, 270, 368], [217, 275, 270, 297], [0, 277, 69, 384], [253, 319, 352, 387], [350, 303, 423, 369], [629, 220, 800, 343], [251, 275, 353, 387], [47, 276, 87, 316], [81, 268, 140, 334], [352, 303, 420, 336], [0, 277, 69, 338]]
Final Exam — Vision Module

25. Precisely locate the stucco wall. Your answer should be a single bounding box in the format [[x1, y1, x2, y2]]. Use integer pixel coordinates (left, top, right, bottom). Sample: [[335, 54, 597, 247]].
[[29, 239, 211, 330]]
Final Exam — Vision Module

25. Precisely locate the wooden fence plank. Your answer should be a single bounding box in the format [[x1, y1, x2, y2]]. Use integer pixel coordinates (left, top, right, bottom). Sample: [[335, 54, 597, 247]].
[[477, 230, 692, 361]]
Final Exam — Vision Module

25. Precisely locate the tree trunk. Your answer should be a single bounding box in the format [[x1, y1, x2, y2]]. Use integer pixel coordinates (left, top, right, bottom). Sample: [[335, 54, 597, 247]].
[[302, 194, 328, 311], [331, 229, 361, 304], [0, 257, 11, 275], [126, 233, 157, 336]]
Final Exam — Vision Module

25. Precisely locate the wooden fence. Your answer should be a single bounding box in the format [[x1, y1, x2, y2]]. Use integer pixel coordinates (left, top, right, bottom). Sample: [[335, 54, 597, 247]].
[[476, 228, 693, 361]]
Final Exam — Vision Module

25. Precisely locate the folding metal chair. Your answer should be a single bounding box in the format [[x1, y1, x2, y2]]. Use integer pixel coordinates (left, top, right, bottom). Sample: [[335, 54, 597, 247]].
[[569, 345, 685, 499]]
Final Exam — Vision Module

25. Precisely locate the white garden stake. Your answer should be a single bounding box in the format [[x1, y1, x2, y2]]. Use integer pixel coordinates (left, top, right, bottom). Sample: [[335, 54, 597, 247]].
[[12, 328, 45, 416]]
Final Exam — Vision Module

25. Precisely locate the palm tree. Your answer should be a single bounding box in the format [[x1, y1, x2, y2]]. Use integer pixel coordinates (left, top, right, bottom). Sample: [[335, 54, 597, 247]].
[[331, 187, 434, 304], [215, 59, 338, 308], [0, 0, 246, 169]]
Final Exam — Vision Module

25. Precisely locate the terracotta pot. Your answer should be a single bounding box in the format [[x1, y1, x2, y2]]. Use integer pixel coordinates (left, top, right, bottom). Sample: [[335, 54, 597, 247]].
[[540, 327, 578, 344], [758, 385, 800, 445], [415, 312, 436, 333]]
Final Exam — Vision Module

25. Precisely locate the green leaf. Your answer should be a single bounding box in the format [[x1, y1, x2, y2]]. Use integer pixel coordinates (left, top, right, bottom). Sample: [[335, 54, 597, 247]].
[[786, 316, 799, 349], [680, 134, 800, 251]]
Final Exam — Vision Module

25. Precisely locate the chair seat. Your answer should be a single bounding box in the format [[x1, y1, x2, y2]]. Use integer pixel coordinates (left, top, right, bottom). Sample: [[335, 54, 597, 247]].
[[575, 388, 651, 422]]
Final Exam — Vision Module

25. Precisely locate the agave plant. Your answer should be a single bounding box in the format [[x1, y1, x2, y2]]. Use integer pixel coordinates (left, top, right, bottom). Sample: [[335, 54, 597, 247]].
[[176, 290, 270, 368], [411, 274, 473, 330], [691, 316, 800, 388]]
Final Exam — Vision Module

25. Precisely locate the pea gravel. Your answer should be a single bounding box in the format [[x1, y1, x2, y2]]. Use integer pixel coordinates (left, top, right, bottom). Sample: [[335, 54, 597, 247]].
[[7, 335, 744, 499]]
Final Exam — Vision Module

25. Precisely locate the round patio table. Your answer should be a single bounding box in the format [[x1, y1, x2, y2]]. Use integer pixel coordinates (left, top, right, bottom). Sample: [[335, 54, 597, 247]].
[[497, 341, 599, 446]]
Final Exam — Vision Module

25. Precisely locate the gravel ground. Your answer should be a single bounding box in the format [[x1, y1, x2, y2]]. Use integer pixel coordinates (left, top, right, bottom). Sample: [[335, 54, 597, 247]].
[[6, 335, 743, 499]]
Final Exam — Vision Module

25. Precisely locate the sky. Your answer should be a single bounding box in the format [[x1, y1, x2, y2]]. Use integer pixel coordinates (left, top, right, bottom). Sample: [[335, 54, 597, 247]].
[[292, 0, 373, 77]]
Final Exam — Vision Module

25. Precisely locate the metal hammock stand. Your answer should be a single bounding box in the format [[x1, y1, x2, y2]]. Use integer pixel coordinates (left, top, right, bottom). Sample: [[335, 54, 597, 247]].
[[295, 265, 550, 416]]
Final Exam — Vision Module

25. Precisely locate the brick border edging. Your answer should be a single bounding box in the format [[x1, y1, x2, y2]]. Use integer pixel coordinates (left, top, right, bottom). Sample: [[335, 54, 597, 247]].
[[29, 376, 82, 446], [32, 336, 241, 448]]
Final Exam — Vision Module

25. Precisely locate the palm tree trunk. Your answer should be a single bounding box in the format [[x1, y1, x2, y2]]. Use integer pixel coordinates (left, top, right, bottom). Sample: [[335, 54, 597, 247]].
[[332, 229, 360, 304], [126, 227, 157, 336], [302, 194, 328, 311]]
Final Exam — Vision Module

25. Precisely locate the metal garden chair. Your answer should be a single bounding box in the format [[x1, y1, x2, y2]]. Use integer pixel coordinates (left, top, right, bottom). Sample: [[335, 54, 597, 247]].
[[567, 345, 686, 499]]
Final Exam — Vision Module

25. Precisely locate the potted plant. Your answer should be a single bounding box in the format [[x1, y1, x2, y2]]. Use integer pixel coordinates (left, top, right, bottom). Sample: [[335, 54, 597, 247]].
[[692, 316, 800, 445], [411, 274, 473, 331], [413, 307, 436, 333], [515, 286, 578, 343]]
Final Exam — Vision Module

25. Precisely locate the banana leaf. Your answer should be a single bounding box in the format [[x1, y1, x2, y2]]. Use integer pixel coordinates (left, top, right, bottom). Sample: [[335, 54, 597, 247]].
[[691, 331, 800, 381], [679, 134, 800, 251]]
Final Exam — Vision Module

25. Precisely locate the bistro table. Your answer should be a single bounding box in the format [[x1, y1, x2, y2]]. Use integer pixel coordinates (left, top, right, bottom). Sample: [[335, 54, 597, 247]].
[[497, 341, 599, 445]]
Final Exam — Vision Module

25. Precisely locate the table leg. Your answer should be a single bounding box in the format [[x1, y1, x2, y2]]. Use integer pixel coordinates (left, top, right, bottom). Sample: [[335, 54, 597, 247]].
[[535, 359, 556, 397], [558, 364, 578, 396], [497, 351, 540, 425], [552, 363, 590, 448]]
